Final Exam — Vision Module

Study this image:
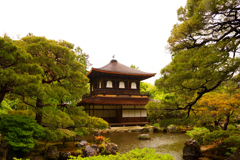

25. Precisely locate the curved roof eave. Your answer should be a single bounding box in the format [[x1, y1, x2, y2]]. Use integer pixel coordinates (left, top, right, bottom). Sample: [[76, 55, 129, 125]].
[[87, 68, 156, 77], [86, 59, 156, 78]]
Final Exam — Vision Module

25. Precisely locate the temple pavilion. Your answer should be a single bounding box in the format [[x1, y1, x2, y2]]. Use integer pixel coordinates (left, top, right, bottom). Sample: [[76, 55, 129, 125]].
[[77, 59, 156, 126]]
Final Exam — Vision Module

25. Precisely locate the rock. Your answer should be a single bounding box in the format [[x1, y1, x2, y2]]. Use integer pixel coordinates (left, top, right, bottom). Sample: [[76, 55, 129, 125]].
[[149, 127, 154, 132], [143, 127, 149, 132], [156, 118, 161, 122], [76, 140, 87, 148], [183, 139, 201, 160], [106, 143, 118, 155], [225, 146, 240, 160], [138, 134, 151, 140], [83, 145, 96, 157], [153, 127, 161, 132], [74, 137, 82, 142], [167, 125, 178, 132], [46, 146, 59, 160], [59, 151, 71, 160], [90, 144, 99, 154]]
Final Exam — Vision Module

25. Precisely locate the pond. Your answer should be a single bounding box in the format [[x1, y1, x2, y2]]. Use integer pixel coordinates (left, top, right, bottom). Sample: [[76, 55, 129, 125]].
[[82, 132, 190, 160]]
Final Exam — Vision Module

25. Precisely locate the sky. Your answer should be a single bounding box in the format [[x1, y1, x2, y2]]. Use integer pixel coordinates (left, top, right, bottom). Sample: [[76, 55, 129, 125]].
[[1, 0, 187, 84]]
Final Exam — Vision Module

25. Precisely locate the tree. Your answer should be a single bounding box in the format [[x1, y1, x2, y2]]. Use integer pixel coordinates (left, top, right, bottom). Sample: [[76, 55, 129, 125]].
[[13, 36, 89, 125], [75, 46, 92, 75], [198, 93, 240, 130], [156, 0, 240, 116], [130, 64, 140, 70], [0, 37, 42, 104]]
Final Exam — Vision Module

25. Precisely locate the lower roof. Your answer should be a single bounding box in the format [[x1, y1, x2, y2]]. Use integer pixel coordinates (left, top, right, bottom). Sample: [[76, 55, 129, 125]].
[[77, 96, 154, 105]]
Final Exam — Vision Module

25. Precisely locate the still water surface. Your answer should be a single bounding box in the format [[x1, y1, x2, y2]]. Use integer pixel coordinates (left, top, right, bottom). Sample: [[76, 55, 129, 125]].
[[82, 132, 190, 160]]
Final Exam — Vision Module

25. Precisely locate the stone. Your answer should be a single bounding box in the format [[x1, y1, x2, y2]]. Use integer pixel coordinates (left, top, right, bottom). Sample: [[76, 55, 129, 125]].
[[183, 139, 201, 160], [149, 127, 154, 132], [76, 140, 87, 148], [143, 127, 149, 132], [90, 144, 99, 154], [83, 145, 96, 157], [167, 125, 178, 132], [138, 134, 151, 140], [106, 143, 118, 155], [74, 137, 82, 142], [46, 146, 59, 160], [59, 151, 71, 160], [153, 127, 161, 132]]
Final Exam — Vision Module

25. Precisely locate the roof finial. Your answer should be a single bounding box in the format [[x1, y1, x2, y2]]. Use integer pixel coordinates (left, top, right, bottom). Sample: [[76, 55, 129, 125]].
[[112, 54, 115, 59]]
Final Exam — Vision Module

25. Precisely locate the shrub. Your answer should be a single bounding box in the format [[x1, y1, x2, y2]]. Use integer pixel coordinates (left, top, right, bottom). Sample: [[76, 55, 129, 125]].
[[69, 148, 174, 160], [153, 123, 159, 127], [87, 116, 108, 130], [186, 127, 210, 145], [203, 130, 230, 146], [0, 115, 45, 152]]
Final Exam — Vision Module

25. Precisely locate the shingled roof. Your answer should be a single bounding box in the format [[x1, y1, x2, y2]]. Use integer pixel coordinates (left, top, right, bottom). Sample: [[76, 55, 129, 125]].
[[87, 59, 156, 79]]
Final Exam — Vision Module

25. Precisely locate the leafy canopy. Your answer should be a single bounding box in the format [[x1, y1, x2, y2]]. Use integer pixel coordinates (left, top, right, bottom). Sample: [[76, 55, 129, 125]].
[[156, 0, 240, 116]]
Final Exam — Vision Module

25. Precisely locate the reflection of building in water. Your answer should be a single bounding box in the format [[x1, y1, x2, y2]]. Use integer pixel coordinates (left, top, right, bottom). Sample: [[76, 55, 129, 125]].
[[77, 59, 156, 126]]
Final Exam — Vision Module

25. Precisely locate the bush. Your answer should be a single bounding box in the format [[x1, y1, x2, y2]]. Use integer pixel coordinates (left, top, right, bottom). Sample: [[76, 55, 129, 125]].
[[186, 127, 210, 145], [203, 130, 229, 146], [0, 115, 45, 152], [87, 116, 108, 130], [69, 148, 174, 160]]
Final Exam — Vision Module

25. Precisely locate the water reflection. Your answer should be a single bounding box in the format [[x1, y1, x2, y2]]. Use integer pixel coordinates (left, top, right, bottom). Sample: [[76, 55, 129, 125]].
[[82, 132, 190, 160]]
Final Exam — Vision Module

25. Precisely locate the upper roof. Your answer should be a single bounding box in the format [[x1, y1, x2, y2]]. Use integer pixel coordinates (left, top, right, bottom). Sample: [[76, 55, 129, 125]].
[[87, 59, 156, 80]]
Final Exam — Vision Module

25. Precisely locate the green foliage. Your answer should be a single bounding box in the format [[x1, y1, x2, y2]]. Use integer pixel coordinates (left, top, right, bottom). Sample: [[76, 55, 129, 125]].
[[69, 148, 174, 160], [203, 130, 230, 146], [55, 128, 77, 145], [0, 115, 45, 152], [153, 123, 159, 127], [140, 82, 173, 101], [12, 35, 89, 125], [186, 127, 210, 145], [158, 118, 196, 128], [156, 0, 240, 117], [0, 99, 13, 115], [75, 127, 89, 137], [41, 128, 59, 147], [8, 109, 35, 118], [43, 107, 75, 128], [87, 116, 109, 130], [130, 64, 139, 70], [67, 106, 88, 128], [0, 37, 43, 103]]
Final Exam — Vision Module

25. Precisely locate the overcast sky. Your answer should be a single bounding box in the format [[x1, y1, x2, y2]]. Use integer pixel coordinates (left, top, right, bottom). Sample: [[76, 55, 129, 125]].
[[1, 0, 187, 84]]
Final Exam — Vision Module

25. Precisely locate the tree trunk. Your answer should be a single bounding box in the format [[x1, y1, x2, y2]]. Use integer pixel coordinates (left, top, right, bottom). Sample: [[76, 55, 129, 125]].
[[222, 115, 230, 130], [0, 140, 8, 160], [0, 87, 7, 104], [35, 98, 44, 125], [214, 121, 219, 127]]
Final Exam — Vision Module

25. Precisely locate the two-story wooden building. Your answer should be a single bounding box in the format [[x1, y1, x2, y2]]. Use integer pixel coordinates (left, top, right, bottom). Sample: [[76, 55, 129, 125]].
[[77, 59, 156, 126]]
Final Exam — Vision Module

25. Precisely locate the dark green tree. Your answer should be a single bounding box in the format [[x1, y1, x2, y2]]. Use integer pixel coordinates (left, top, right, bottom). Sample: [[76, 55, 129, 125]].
[[0, 37, 42, 104], [156, 0, 240, 117], [14, 36, 89, 125]]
